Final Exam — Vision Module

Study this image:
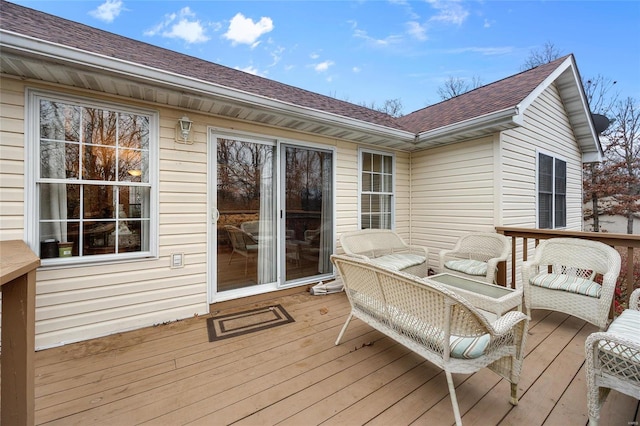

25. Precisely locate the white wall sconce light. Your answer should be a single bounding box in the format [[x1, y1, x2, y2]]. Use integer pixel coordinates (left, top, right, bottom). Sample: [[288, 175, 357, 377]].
[[175, 115, 193, 144]]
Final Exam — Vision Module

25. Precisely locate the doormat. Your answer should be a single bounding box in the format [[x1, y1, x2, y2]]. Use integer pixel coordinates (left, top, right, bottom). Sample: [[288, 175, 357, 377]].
[[206, 304, 295, 342]]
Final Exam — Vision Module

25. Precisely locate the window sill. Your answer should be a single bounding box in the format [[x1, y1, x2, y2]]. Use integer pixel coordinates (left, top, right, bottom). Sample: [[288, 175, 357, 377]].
[[38, 252, 158, 270]]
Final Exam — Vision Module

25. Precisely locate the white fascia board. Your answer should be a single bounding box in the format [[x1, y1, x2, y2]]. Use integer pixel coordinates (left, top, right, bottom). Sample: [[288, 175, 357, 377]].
[[583, 151, 602, 163], [517, 56, 575, 113], [1, 31, 415, 142], [518, 56, 602, 156], [414, 106, 520, 142]]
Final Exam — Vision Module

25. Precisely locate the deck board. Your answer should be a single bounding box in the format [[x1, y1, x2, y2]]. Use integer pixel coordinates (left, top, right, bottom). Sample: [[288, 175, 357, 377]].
[[28, 290, 639, 425]]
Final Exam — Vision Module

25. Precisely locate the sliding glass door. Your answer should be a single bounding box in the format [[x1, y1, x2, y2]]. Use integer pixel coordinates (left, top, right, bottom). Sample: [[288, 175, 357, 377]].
[[213, 134, 334, 298], [283, 145, 333, 282], [216, 137, 276, 292]]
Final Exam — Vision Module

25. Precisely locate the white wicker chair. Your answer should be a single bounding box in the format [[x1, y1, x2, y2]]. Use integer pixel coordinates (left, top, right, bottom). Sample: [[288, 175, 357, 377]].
[[439, 232, 511, 284], [225, 225, 258, 275], [339, 229, 429, 277], [585, 288, 640, 425], [331, 254, 529, 426], [521, 238, 621, 331]]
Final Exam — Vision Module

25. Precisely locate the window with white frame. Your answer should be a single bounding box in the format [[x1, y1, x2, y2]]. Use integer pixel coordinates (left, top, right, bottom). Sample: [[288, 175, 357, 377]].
[[31, 92, 155, 261], [360, 149, 394, 229], [538, 152, 566, 229]]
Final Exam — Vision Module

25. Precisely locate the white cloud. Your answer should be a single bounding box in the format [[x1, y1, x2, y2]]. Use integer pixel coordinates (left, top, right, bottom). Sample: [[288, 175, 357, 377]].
[[236, 65, 260, 75], [269, 46, 285, 67], [353, 29, 403, 47], [406, 21, 427, 41], [352, 66, 361, 73], [349, 19, 403, 48], [427, 0, 469, 25], [314, 60, 335, 72], [89, 0, 124, 23], [144, 7, 209, 44], [224, 13, 274, 48]]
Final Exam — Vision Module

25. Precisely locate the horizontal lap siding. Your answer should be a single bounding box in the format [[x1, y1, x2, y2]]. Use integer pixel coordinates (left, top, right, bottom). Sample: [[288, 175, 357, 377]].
[[0, 80, 211, 349], [0, 83, 26, 240], [501, 84, 584, 286], [0, 80, 30, 348], [34, 110, 210, 349], [502, 83, 583, 230], [1, 78, 411, 349], [409, 137, 497, 269], [334, 142, 411, 251], [394, 152, 411, 240], [335, 141, 358, 239]]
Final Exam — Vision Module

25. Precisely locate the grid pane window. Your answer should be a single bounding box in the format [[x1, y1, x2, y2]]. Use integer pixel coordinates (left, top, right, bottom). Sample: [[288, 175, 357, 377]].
[[36, 98, 152, 260], [538, 152, 566, 229], [360, 151, 393, 229]]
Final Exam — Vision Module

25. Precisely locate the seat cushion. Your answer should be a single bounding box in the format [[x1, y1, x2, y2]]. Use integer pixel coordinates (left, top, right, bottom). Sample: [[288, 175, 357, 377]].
[[391, 308, 491, 359], [371, 253, 425, 271], [598, 309, 640, 363], [445, 259, 487, 276], [530, 273, 601, 298], [449, 334, 491, 359], [607, 309, 640, 340]]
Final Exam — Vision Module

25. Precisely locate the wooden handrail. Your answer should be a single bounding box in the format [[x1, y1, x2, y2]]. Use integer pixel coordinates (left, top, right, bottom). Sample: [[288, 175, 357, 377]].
[[495, 227, 640, 309], [1, 240, 39, 426]]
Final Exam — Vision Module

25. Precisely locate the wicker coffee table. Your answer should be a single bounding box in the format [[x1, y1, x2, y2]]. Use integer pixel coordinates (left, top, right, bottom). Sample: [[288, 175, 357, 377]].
[[426, 273, 523, 317]]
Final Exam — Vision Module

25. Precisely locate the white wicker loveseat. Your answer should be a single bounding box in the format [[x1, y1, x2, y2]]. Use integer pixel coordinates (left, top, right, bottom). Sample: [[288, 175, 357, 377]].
[[439, 232, 511, 284], [521, 238, 621, 331], [331, 254, 529, 426], [339, 229, 429, 277], [585, 288, 640, 426]]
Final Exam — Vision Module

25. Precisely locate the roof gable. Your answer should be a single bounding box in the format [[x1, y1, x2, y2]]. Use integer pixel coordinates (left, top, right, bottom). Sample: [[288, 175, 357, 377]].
[[398, 55, 601, 158], [397, 57, 570, 133]]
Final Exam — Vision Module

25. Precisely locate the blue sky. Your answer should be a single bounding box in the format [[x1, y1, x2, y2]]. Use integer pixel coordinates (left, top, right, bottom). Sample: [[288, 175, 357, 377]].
[[11, 0, 640, 114]]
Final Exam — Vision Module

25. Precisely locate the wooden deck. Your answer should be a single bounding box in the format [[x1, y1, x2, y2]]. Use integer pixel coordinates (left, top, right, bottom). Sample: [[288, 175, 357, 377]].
[[28, 290, 639, 425]]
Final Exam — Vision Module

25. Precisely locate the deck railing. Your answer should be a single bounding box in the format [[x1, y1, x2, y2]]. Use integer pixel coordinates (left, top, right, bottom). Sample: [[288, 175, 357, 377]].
[[495, 227, 640, 310]]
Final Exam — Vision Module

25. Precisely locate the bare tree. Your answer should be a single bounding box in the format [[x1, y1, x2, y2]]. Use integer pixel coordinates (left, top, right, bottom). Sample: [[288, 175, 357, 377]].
[[521, 41, 562, 70], [582, 74, 619, 232], [602, 97, 640, 234], [436, 75, 483, 101], [359, 98, 404, 117], [584, 75, 619, 117]]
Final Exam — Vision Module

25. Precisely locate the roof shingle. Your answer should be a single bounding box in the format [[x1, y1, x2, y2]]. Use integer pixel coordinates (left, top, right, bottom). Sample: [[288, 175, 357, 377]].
[[396, 56, 570, 134], [0, 0, 570, 136]]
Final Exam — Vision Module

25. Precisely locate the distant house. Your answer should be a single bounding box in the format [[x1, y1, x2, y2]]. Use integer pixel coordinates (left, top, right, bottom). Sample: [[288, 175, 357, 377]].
[[583, 197, 640, 234], [0, 0, 602, 349], [585, 214, 640, 234]]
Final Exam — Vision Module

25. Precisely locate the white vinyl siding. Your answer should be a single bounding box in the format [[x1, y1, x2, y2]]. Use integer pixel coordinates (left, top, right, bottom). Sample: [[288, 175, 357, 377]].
[[499, 83, 583, 286], [32, 109, 210, 349], [335, 144, 410, 249], [409, 137, 497, 270], [0, 80, 211, 349], [501, 83, 583, 231]]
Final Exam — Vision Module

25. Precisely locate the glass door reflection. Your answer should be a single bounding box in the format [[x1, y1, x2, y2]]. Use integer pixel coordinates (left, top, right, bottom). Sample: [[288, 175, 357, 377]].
[[216, 138, 276, 292], [283, 146, 333, 282]]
